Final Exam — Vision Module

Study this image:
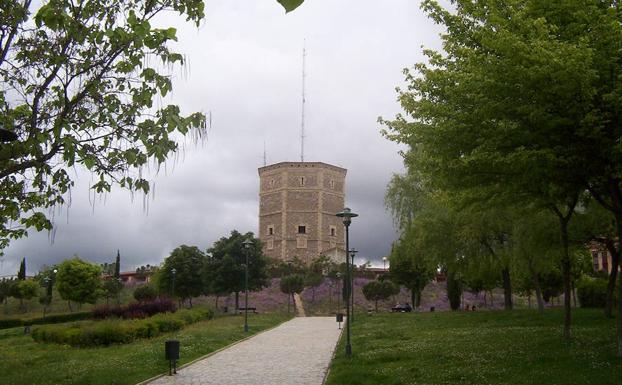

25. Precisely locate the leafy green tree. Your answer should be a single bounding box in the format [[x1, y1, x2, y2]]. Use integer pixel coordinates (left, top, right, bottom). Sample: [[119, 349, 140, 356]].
[[207, 231, 268, 311], [389, 235, 435, 310], [16, 279, 40, 312], [158, 245, 206, 307], [56, 257, 102, 311], [280, 274, 304, 314], [362, 280, 399, 312], [133, 284, 157, 303], [0, 0, 207, 251], [102, 278, 122, 305], [381, 0, 622, 342]]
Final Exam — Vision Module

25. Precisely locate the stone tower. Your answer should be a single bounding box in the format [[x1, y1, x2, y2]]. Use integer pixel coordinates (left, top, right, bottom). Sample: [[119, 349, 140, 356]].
[[258, 162, 347, 265]]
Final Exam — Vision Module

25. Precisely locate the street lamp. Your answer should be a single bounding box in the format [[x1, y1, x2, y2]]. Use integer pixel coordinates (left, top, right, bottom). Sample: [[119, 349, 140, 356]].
[[171, 268, 176, 301], [349, 248, 358, 323], [242, 238, 253, 333], [336, 271, 342, 312], [383, 256, 387, 270], [336, 207, 358, 358]]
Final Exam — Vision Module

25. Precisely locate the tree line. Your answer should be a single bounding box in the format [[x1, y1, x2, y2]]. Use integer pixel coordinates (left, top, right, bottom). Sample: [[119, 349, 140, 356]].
[[381, 0, 622, 356]]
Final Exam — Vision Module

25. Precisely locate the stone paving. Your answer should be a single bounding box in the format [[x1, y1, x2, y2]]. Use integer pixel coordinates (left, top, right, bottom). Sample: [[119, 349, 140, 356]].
[[145, 317, 342, 385]]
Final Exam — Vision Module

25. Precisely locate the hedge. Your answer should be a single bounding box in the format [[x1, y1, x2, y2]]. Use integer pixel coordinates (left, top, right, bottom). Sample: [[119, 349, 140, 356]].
[[0, 311, 92, 330], [31, 308, 213, 347], [577, 277, 608, 308], [92, 298, 175, 320]]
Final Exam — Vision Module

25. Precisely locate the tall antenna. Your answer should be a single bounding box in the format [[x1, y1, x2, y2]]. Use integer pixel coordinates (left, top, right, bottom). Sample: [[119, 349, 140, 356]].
[[300, 39, 306, 162], [263, 141, 267, 167]]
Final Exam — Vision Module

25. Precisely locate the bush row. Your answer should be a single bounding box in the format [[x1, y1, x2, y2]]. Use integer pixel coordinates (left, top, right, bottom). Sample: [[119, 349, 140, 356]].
[[92, 297, 175, 320], [31, 308, 213, 347], [0, 311, 92, 330], [577, 277, 616, 308]]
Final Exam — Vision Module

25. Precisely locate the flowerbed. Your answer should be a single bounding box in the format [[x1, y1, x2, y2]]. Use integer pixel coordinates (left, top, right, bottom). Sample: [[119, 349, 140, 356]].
[[31, 308, 213, 347], [92, 297, 175, 319]]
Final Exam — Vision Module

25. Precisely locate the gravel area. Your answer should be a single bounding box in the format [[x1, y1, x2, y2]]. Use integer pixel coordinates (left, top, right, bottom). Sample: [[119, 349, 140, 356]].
[[145, 317, 342, 385]]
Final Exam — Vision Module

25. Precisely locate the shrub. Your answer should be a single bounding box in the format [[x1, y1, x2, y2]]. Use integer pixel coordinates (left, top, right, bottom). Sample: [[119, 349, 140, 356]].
[[133, 284, 158, 302], [32, 308, 213, 347], [92, 297, 175, 320], [0, 311, 92, 330], [577, 277, 608, 308]]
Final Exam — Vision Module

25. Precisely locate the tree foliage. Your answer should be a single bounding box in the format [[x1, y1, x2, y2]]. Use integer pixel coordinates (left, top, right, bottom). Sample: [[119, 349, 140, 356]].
[[56, 257, 102, 307], [157, 245, 205, 306], [0, 0, 208, 251], [362, 280, 399, 312]]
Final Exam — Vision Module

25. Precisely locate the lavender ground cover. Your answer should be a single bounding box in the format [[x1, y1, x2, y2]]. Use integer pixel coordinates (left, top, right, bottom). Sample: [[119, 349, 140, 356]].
[[196, 276, 549, 316]]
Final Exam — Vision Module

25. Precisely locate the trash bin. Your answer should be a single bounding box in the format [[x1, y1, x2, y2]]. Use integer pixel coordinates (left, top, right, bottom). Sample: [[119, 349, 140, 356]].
[[165, 340, 180, 375], [165, 340, 180, 360], [336, 313, 344, 322]]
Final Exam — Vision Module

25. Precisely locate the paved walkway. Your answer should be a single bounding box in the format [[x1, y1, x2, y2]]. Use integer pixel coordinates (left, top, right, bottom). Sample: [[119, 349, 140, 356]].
[[146, 317, 342, 385]]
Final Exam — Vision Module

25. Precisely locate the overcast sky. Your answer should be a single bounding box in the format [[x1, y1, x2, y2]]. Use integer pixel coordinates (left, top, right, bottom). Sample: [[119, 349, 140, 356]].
[[2, 0, 445, 276]]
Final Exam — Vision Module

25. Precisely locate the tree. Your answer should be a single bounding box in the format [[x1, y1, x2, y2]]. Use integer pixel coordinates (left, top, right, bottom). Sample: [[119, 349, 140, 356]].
[[305, 255, 330, 302], [56, 257, 102, 311], [17, 258, 26, 280], [102, 278, 122, 305], [280, 274, 304, 314], [446, 271, 462, 311], [381, 0, 619, 342], [207, 230, 268, 312], [362, 280, 399, 312], [16, 279, 39, 312], [36, 264, 58, 317], [389, 248, 433, 310], [133, 284, 157, 302], [0, 0, 209, 251], [157, 245, 206, 307]]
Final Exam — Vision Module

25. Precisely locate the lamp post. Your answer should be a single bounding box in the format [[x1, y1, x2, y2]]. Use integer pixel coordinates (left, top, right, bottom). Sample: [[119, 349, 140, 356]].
[[349, 248, 358, 323], [242, 238, 253, 333], [383, 256, 387, 270], [336, 207, 358, 358], [336, 271, 341, 312], [171, 268, 176, 300]]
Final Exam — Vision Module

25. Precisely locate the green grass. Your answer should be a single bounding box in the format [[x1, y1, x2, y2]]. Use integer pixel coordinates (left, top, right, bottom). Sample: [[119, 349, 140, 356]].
[[0, 312, 290, 385], [326, 309, 622, 385]]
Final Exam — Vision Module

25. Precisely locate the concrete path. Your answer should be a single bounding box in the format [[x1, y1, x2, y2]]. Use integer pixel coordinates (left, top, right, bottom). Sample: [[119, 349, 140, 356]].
[[145, 317, 342, 385], [293, 293, 306, 317]]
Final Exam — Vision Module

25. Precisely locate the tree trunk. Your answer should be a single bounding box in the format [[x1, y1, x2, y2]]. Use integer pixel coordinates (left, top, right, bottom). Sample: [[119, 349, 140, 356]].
[[410, 289, 416, 309], [375, 299, 378, 312], [287, 293, 290, 314], [533, 274, 545, 314], [483, 291, 487, 308], [214, 295, 219, 309], [559, 217, 572, 340], [618, 269, 622, 357], [189, 297, 193, 308], [604, 239, 620, 318], [312, 287, 316, 302], [67, 300, 73, 312], [501, 267, 513, 310], [235, 291, 239, 314]]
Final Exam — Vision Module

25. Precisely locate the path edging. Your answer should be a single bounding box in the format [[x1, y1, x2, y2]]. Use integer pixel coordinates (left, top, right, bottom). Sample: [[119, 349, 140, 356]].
[[321, 317, 345, 385], [135, 316, 293, 385]]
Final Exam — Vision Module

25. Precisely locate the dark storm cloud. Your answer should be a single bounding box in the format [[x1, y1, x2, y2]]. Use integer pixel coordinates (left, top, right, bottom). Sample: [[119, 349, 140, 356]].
[[3, 0, 443, 276]]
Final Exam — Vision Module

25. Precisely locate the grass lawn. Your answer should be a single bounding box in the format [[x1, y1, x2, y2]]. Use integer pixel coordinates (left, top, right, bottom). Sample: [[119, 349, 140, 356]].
[[0, 312, 290, 385], [326, 308, 622, 385]]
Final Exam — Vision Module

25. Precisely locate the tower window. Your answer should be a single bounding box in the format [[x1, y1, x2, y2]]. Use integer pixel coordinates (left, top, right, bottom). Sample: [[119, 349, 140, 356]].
[[330, 226, 336, 237], [330, 180, 335, 189], [298, 225, 306, 234], [300, 177, 305, 187], [268, 225, 274, 236]]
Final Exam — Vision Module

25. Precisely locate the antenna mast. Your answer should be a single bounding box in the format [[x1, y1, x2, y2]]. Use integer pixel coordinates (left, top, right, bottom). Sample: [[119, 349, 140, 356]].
[[263, 141, 267, 167], [300, 40, 306, 162]]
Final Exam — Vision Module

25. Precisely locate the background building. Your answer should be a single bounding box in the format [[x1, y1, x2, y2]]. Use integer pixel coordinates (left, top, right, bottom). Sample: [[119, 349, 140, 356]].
[[258, 162, 347, 264]]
